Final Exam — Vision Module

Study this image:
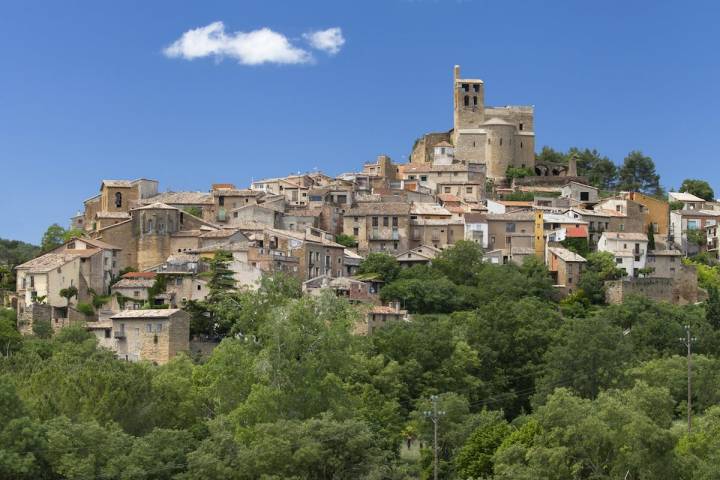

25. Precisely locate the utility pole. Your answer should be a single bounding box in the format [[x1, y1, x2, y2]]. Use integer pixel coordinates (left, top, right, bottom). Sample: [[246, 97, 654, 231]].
[[680, 325, 697, 434], [424, 395, 446, 480]]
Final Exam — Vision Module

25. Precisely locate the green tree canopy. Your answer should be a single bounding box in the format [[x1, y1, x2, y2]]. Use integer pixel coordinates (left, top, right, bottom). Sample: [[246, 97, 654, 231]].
[[617, 150, 663, 196], [680, 178, 715, 201], [357, 252, 400, 283]]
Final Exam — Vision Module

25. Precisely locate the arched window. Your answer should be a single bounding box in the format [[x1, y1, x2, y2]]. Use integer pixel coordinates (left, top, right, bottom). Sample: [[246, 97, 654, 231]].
[[115, 192, 122, 208]]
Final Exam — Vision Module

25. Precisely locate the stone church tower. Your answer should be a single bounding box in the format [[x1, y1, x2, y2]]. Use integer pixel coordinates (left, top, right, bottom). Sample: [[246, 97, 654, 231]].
[[411, 66, 535, 180]]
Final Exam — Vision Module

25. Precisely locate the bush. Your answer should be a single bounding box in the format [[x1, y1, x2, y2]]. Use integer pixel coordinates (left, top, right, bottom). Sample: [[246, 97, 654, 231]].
[[75, 303, 95, 316]]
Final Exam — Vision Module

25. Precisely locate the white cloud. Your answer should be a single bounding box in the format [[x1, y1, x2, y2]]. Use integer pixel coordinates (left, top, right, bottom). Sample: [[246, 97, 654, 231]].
[[303, 27, 345, 55], [163, 21, 313, 65]]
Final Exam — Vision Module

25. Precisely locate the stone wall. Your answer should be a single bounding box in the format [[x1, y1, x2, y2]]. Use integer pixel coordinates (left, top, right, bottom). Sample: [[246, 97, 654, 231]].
[[605, 266, 704, 305]]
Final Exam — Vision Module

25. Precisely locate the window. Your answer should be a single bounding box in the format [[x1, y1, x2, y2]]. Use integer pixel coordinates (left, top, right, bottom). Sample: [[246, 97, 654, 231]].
[[580, 192, 589, 201], [420, 175, 428, 182], [616, 258, 622, 264], [464, 95, 469, 107], [392, 216, 398, 227], [500, 138, 503, 146], [133, 291, 140, 297], [519, 123, 524, 131], [473, 96, 478, 106], [383, 217, 389, 227], [372, 217, 378, 227], [156, 323, 162, 333], [444, 187, 451, 193], [353, 216, 358, 222], [218, 196, 225, 206], [115, 192, 122, 208], [473, 84, 479, 92], [466, 187, 473, 194], [490, 235, 496, 244], [104, 330, 111, 339], [520, 141, 523, 148], [353, 227, 359, 236], [620, 224, 625, 231], [506, 223, 516, 233], [146, 324, 152, 333], [462, 83, 469, 92]]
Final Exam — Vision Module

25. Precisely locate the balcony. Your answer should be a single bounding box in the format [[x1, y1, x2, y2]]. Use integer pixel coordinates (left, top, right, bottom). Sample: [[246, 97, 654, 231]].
[[370, 230, 400, 241]]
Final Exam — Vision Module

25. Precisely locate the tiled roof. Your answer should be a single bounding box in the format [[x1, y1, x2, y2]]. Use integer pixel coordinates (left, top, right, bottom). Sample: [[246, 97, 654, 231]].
[[549, 247, 587, 263], [122, 272, 157, 279], [96, 211, 131, 219], [16, 253, 79, 272], [565, 226, 589, 238], [464, 212, 487, 223], [437, 193, 461, 202], [403, 163, 474, 173], [132, 202, 177, 211], [601, 232, 648, 242], [669, 191, 706, 202], [102, 180, 134, 188], [486, 211, 535, 222], [200, 228, 240, 238], [76, 237, 122, 251], [346, 202, 411, 216], [112, 278, 155, 289], [110, 309, 183, 319], [673, 209, 720, 217], [410, 204, 452, 216], [142, 191, 213, 205]]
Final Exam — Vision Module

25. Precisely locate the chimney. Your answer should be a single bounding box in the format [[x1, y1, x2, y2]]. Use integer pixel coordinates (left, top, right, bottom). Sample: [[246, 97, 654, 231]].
[[454, 65, 460, 81]]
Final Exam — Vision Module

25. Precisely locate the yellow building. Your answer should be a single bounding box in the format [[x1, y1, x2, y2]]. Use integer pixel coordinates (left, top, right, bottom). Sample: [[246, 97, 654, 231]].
[[625, 192, 670, 237]]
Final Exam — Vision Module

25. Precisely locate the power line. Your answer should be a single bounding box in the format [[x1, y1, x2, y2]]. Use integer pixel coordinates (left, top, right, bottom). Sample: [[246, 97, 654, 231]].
[[679, 324, 697, 434], [424, 395, 446, 480]]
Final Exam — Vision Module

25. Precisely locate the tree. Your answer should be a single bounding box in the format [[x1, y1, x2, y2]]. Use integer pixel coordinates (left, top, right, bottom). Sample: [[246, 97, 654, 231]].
[[617, 150, 663, 196], [206, 251, 235, 297], [648, 222, 656, 251], [335, 233, 357, 248], [571, 147, 618, 190], [357, 252, 400, 283], [41, 224, 67, 253], [32, 320, 53, 339], [535, 315, 632, 402], [535, 146, 566, 165], [182, 206, 203, 217], [0, 308, 22, 355], [577, 251, 626, 304], [59, 286, 78, 308], [680, 179, 715, 201], [706, 285, 720, 329], [432, 240, 485, 286], [505, 166, 535, 181], [454, 410, 511, 479]]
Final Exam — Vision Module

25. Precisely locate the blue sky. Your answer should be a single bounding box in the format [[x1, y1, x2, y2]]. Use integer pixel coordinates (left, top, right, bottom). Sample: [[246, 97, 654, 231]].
[[1, 0, 719, 243]]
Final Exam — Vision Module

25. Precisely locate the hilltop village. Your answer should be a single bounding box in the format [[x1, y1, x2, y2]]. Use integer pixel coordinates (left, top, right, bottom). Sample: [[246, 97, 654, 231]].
[[11, 66, 718, 363]]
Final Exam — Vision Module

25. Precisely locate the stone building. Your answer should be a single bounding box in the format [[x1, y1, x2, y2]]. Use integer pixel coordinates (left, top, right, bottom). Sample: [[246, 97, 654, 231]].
[[343, 202, 412, 255], [410, 65, 535, 180], [394, 245, 442, 268], [359, 303, 410, 336], [624, 192, 670, 237], [593, 196, 647, 234], [15, 237, 120, 334], [409, 203, 464, 249], [597, 232, 649, 278], [77, 179, 159, 232], [547, 246, 586, 295], [670, 209, 720, 255], [90, 202, 217, 271], [92, 309, 190, 365]]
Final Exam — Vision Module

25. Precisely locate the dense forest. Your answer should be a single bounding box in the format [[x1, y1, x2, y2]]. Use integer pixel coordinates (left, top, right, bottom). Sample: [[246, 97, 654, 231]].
[[3, 241, 720, 479]]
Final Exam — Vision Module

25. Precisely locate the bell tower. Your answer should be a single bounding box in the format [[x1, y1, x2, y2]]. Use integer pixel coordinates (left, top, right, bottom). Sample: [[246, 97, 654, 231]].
[[452, 65, 484, 141]]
